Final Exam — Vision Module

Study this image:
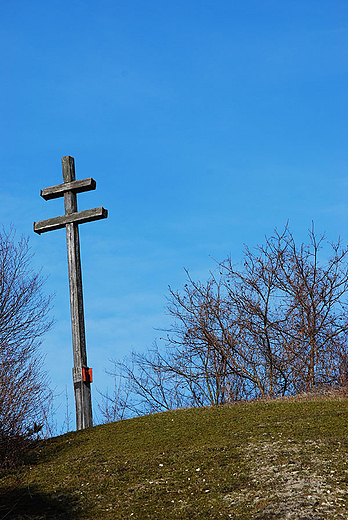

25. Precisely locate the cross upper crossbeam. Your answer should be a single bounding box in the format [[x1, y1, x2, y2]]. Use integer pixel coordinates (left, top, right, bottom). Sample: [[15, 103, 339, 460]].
[[40, 177, 96, 200]]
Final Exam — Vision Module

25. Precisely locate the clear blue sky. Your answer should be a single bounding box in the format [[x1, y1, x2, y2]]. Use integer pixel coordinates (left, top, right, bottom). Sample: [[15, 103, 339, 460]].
[[1, 0, 347, 431]]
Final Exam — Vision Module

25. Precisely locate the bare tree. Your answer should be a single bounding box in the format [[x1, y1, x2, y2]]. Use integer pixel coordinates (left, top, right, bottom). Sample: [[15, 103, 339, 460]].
[[97, 370, 130, 423], [259, 225, 348, 391], [0, 228, 53, 468], [165, 274, 248, 405], [99, 345, 192, 420], [102, 224, 348, 419], [214, 225, 348, 397]]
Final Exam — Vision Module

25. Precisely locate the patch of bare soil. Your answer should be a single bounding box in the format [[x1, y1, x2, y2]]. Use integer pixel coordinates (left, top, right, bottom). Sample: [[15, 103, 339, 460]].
[[223, 438, 348, 519]]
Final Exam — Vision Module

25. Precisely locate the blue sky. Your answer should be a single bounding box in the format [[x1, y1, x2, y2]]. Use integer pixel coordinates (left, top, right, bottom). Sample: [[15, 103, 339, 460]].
[[1, 0, 347, 431]]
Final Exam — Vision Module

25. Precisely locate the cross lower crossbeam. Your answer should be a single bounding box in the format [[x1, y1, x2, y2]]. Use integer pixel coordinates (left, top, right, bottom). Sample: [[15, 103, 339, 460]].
[[34, 206, 108, 234]]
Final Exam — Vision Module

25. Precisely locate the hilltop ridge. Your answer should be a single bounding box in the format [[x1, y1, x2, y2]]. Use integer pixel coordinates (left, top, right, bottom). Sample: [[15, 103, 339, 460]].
[[1, 396, 348, 519]]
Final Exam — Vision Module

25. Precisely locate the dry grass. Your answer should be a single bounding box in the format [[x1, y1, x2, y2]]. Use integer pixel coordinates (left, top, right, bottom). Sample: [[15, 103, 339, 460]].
[[0, 396, 347, 519]]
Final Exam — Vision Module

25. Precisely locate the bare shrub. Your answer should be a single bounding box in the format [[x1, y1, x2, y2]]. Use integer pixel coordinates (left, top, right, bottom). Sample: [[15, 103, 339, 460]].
[[0, 228, 53, 468], [102, 224, 348, 418]]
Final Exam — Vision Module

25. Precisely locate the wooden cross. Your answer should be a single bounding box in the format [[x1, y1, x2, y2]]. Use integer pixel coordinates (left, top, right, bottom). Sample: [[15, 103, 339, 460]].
[[34, 156, 108, 430]]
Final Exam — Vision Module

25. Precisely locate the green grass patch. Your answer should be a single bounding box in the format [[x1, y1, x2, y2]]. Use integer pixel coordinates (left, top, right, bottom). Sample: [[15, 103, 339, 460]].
[[1, 397, 348, 519]]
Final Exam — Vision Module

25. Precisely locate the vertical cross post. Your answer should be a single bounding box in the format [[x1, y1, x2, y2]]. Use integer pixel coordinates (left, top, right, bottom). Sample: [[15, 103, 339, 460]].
[[62, 156, 92, 430], [34, 156, 108, 430]]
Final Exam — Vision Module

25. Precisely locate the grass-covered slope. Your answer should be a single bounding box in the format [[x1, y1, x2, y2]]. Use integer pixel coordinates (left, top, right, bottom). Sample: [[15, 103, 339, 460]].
[[1, 397, 348, 519]]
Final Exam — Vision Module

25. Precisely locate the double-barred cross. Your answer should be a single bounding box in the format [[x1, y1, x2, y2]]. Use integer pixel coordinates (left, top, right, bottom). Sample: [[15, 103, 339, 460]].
[[34, 156, 108, 430]]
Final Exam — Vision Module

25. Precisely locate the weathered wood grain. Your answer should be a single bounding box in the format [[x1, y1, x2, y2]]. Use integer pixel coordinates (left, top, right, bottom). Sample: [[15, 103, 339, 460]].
[[33, 155, 108, 430], [33, 207, 108, 234], [62, 156, 93, 430], [40, 177, 96, 200]]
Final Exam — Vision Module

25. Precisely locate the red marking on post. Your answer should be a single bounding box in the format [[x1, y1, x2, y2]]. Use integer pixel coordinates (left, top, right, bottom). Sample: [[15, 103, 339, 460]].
[[83, 367, 93, 383]]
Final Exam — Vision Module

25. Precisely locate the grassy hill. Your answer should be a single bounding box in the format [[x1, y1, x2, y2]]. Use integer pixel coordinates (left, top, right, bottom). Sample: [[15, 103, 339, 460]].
[[1, 395, 348, 519]]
